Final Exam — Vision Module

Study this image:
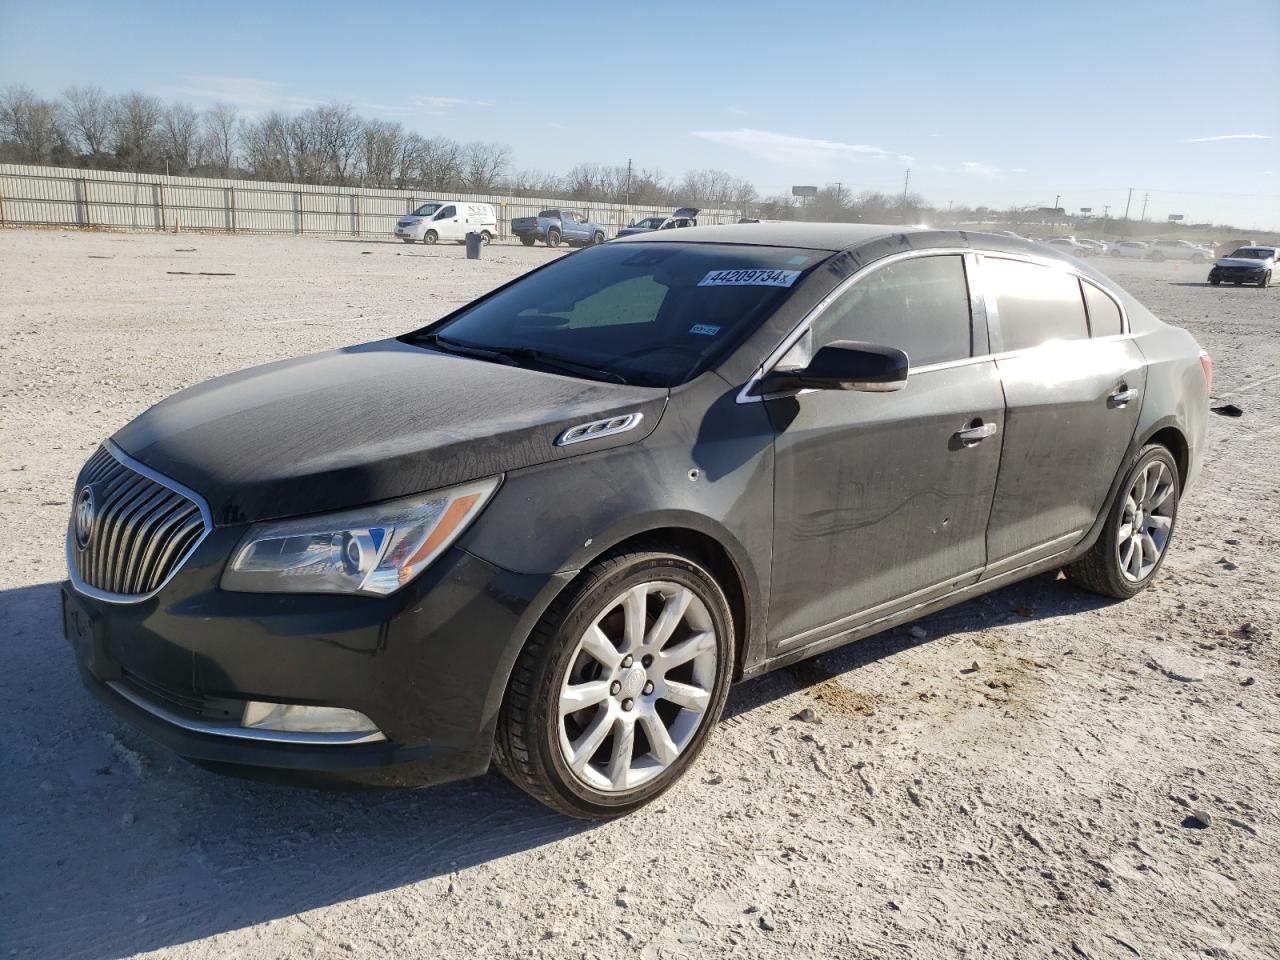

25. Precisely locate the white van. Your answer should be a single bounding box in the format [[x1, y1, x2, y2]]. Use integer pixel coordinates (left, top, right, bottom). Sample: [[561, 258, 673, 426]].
[[395, 201, 498, 245]]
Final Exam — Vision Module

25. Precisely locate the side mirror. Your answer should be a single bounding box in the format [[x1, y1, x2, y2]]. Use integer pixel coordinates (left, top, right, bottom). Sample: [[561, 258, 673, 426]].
[[760, 341, 909, 394]]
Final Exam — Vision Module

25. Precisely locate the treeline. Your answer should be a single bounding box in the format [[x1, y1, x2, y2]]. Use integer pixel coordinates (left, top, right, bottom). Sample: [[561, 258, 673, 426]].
[[0, 84, 759, 208]]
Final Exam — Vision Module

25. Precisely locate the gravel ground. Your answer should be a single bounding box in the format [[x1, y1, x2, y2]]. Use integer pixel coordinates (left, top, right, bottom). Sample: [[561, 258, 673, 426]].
[[1, 229, 1277, 960]]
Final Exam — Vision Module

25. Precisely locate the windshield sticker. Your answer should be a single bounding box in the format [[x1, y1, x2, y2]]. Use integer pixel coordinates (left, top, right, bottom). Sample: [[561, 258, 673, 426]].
[[689, 324, 721, 336], [698, 268, 801, 288]]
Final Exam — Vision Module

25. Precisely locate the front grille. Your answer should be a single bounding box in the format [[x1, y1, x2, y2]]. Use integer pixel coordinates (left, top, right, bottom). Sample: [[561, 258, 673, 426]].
[[69, 445, 210, 598]]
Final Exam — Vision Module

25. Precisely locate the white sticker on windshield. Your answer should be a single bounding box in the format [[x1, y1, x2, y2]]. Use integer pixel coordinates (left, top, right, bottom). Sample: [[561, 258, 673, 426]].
[[698, 268, 801, 288], [689, 323, 720, 336]]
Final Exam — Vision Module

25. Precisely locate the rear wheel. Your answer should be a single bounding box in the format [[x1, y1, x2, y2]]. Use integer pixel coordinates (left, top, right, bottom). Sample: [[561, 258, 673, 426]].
[[1066, 444, 1180, 599], [480, 231, 492, 245], [520, 235, 535, 247], [423, 229, 438, 245], [495, 546, 735, 819], [546, 229, 561, 247]]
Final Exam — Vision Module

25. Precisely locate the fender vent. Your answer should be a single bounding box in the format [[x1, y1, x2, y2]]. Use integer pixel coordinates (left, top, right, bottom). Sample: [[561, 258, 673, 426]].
[[555, 412, 644, 446]]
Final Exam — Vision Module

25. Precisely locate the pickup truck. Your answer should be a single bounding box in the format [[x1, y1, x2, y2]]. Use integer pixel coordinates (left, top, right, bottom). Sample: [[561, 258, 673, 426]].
[[511, 209, 607, 248]]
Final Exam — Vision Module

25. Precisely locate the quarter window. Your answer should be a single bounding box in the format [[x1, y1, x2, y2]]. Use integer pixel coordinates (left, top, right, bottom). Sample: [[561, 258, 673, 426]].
[[1082, 282, 1124, 337], [810, 255, 972, 366], [984, 257, 1088, 352]]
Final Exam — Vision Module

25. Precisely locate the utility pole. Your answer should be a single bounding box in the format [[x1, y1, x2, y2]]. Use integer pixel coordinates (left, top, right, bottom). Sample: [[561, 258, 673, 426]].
[[1123, 187, 1134, 221], [1103, 204, 1110, 218], [1140, 193, 1150, 222], [902, 168, 911, 207], [625, 158, 632, 209]]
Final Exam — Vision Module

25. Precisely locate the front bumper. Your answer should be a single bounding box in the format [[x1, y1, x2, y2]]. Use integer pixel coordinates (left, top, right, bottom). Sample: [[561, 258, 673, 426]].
[[1209, 266, 1266, 283], [63, 537, 568, 779]]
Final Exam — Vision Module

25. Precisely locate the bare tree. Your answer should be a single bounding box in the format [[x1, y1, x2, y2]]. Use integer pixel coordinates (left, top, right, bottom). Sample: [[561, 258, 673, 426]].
[[201, 102, 239, 177], [111, 91, 164, 170], [240, 111, 291, 181], [62, 85, 111, 162], [417, 135, 463, 190], [359, 119, 403, 187], [460, 140, 510, 193], [0, 84, 67, 163], [309, 103, 361, 184], [160, 102, 201, 174]]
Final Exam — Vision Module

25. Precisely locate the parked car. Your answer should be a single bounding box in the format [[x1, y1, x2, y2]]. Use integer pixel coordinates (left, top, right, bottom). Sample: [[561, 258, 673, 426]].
[[1109, 241, 1150, 259], [395, 201, 497, 245], [1077, 239, 1110, 256], [1208, 246, 1276, 287], [1043, 237, 1094, 257], [615, 207, 701, 239], [1147, 239, 1212, 263], [512, 209, 607, 247], [63, 224, 1209, 819]]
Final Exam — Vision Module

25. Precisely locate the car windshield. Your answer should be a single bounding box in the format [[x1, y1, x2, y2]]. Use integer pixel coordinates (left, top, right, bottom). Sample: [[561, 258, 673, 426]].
[[634, 217, 666, 229], [412, 203, 442, 217], [411, 242, 829, 387], [1229, 248, 1270, 259]]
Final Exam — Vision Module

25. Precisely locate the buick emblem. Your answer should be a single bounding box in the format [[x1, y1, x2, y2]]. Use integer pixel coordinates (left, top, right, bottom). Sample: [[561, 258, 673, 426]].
[[74, 486, 96, 550]]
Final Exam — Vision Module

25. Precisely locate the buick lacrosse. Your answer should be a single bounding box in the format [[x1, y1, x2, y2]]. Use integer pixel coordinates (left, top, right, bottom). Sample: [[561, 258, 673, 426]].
[[63, 224, 1209, 818]]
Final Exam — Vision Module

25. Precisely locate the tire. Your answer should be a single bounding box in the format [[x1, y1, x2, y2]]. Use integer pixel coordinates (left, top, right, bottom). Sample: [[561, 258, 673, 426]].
[[401, 238, 415, 244], [480, 231, 492, 245], [1149, 251, 1165, 262], [423, 229, 438, 245], [546, 229, 561, 248], [1066, 444, 1180, 599], [1109, 250, 1122, 258], [592, 231, 606, 245], [520, 236, 535, 247], [494, 545, 735, 819], [1259, 271, 1272, 288], [1210, 278, 1221, 286]]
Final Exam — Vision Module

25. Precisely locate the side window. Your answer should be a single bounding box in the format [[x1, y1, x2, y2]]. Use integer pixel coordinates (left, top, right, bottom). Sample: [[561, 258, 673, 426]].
[[984, 257, 1088, 352], [1082, 282, 1124, 337], [435, 205, 456, 220], [811, 254, 972, 366]]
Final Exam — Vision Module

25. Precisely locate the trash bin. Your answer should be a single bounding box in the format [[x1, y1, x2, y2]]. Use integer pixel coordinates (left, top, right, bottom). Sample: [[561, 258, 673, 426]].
[[465, 231, 482, 259]]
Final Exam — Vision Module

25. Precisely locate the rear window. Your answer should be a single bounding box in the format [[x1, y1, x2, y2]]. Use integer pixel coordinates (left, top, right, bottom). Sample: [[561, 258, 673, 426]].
[[420, 242, 829, 386], [984, 257, 1089, 352], [1082, 282, 1124, 337], [538, 210, 559, 219]]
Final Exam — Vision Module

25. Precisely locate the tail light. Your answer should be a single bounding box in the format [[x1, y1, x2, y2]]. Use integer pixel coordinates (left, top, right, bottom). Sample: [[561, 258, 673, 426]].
[[532, 217, 539, 225], [1199, 350, 1213, 393]]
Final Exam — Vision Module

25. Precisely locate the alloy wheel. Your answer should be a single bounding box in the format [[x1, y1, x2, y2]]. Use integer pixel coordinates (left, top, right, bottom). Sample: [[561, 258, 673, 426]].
[[557, 581, 718, 793], [1116, 459, 1176, 582]]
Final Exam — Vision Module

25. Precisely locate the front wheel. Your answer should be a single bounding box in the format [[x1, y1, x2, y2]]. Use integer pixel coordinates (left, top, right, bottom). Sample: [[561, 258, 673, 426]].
[[495, 547, 735, 819], [592, 231, 606, 245], [1210, 278, 1221, 286], [1259, 271, 1272, 288], [423, 229, 438, 245], [401, 238, 415, 244], [1066, 444, 1180, 599]]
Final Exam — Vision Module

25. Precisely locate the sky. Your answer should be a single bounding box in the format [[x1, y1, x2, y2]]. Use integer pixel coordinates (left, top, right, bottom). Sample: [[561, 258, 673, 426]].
[[2, 0, 1278, 228]]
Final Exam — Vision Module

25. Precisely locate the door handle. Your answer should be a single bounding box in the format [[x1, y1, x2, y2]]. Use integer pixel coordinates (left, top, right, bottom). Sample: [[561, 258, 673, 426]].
[[954, 421, 998, 446], [1109, 386, 1138, 405]]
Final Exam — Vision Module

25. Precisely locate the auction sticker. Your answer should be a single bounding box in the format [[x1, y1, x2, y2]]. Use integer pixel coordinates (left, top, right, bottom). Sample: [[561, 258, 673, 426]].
[[698, 268, 801, 288]]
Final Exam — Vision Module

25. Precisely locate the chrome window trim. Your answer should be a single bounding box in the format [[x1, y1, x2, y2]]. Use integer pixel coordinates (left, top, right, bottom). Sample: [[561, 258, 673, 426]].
[[65, 439, 214, 605], [737, 246, 1132, 404], [106, 681, 387, 745]]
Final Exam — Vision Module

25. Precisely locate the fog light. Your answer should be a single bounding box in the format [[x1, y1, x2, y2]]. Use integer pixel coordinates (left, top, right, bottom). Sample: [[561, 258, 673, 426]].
[[242, 701, 380, 735]]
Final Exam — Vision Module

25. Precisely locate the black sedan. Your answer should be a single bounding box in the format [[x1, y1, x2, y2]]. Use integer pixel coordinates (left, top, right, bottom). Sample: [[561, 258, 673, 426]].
[[63, 224, 1210, 818]]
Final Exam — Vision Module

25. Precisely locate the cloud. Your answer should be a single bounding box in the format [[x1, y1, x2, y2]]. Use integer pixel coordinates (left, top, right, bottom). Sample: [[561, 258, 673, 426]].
[[160, 76, 323, 112], [690, 128, 890, 166], [727, 105, 751, 117], [367, 95, 496, 117], [961, 160, 1001, 178], [1011, 167, 1027, 173], [1183, 133, 1272, 142]]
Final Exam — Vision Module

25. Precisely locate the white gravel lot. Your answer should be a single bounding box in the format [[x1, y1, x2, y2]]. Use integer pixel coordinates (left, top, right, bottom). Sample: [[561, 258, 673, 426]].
[[1, 229, 1277, 960]]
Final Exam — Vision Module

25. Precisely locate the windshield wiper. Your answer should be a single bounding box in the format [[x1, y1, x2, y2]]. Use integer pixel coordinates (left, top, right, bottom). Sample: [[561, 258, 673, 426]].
[[486, 346, 631, 385], [416, 334, 629, 385]]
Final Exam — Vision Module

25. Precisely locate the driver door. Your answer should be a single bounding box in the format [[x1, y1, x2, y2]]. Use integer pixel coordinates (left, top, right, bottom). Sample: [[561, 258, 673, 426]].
[[433, 204, 460, 240], [765, 253, 1005, 652]]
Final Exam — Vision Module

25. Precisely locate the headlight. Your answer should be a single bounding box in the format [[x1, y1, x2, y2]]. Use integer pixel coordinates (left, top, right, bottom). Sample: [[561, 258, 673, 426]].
[[220, 476, 500, 596]]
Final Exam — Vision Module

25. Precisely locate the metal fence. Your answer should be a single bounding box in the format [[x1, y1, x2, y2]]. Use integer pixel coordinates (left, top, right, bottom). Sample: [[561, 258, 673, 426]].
[[0, 163, 740, 240]]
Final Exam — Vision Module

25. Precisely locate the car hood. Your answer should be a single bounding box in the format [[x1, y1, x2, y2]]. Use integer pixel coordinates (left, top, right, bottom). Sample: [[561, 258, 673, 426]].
[[1215, 257, 1271, 268], [113, 338, 667, 526]]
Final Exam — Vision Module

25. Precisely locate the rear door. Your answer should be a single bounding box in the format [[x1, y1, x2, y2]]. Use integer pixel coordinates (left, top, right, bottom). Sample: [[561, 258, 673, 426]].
[[765, 252, 1005, 651], [978, 255, 1145, 577]]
